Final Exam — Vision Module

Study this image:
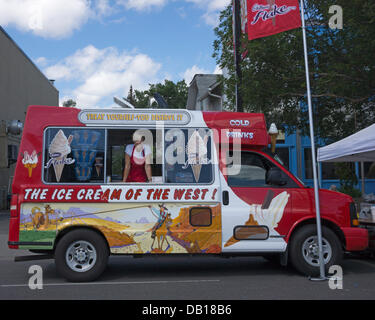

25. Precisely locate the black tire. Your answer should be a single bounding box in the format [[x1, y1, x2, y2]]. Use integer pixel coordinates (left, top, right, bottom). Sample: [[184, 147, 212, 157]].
[[289, 224, 343, 277], [55, 229, 109, 282]]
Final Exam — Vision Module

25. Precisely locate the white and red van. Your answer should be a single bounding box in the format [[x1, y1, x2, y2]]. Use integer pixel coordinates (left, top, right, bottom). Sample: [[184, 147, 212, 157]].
[[8, 106, 368, 281]]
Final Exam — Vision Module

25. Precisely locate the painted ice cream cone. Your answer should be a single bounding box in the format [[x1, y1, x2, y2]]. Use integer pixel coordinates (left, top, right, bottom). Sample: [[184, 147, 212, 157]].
[[22, 150, 38, 178], [224, 214, 259, 247], [192, 164, 202, 183], [94, 157, 103, 177], [25, 163, 37, 177], [27, 166, 33, 178], [49, 130, 74, 182], [186, 130, 209, 182], [53, 156, 66, 182]]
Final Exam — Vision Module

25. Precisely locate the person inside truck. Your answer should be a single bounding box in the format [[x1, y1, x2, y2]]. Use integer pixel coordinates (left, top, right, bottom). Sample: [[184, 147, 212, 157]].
[[122, 131, 153, 183]]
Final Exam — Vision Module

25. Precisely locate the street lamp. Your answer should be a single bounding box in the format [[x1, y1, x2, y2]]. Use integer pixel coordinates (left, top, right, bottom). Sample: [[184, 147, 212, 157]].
[[0, 120, 23, 168]]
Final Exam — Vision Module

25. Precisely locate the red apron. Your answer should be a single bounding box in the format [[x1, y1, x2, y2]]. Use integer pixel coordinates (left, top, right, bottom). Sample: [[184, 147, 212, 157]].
[[126, 145, 147, 183]]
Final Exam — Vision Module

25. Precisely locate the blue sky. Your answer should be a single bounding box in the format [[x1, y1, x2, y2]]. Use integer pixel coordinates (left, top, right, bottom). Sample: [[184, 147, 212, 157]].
[[0, 0, 228, 108]]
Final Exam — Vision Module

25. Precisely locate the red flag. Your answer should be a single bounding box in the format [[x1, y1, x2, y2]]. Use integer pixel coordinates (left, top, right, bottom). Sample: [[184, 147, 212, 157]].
[[247, 0, 301, 40]]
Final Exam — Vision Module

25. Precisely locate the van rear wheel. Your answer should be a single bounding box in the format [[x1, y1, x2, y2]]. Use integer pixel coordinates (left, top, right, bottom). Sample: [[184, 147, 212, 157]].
[[55, 229, 109, 282], [289, 225, 343, 277]]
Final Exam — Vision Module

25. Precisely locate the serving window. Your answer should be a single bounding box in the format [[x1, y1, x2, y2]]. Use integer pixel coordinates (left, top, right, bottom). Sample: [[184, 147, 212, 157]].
[[106, 128, 163, 183], [43, 128, 105, 183], [164, 128, 213, 184], [43, 127, 213, 185]]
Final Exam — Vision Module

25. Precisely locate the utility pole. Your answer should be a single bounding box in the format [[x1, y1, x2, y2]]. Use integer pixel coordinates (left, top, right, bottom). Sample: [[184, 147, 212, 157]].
[[233, 0, 243, 112]]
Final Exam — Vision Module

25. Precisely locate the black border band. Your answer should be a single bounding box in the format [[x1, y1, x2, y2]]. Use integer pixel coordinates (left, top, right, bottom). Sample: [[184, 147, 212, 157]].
[[8, 241, 53, 246]]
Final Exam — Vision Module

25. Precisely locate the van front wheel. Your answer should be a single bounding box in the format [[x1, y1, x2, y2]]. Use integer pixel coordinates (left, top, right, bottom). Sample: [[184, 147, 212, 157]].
[[289, 225, 343, 277], [55, 229, 109, 282]]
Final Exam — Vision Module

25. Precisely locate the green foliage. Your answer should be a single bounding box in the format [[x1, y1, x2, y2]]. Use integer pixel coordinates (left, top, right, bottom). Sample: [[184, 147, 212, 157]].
[[334, 163, 361, 198], [129, 80, 188, 109], [126, 85, 136, 106], [62, 99, 77, 108], [213, 0, 375, 143], [337, 185, 362, 198]]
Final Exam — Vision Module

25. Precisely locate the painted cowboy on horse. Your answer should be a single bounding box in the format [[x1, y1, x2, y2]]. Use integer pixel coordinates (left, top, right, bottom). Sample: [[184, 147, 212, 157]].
[[150, 204, 169, 238], [148, 204, 173, 251]]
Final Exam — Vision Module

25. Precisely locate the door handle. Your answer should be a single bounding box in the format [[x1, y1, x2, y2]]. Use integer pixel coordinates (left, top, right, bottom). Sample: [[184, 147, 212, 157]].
[[222, 191, 229, 205]]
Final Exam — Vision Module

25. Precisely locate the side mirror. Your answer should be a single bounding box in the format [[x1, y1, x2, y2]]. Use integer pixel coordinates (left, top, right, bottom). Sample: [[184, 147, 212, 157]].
[[266, 167, 287, 186]]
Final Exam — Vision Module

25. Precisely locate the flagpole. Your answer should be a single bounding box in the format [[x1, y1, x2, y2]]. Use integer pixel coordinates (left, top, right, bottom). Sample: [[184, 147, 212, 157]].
[[233, 0, 243, 112], [300, 0, 327, 280]]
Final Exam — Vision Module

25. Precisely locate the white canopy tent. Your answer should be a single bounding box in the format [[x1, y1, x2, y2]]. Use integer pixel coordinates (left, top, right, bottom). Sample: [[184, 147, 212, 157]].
[[317, 123, 375, 194], [317, 124, 375, 163]]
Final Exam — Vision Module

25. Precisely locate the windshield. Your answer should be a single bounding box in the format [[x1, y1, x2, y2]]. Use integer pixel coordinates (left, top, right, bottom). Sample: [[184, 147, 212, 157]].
[[291, 172, 306, 187], [270, 149, 307, 187], [273, 153, 285, 166]]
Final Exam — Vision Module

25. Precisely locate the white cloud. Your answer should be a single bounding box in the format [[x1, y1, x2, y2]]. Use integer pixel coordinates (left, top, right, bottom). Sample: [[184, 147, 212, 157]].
[[182, 65, 210, 84], [181, 64, 222, 86], [0, 0, 93, 39], [116, 0, 168, 11], [45, 64, 73, 81], [94, 0, 114, 17], [44, 45, 162, 108], [34, 57, 49, 68], [186, 0, 230, 26], [0, 0, 231, 39]]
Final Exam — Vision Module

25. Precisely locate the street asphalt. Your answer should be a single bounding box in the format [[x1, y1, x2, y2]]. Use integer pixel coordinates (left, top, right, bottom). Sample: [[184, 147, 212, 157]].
[[1, 210, 375, 301]]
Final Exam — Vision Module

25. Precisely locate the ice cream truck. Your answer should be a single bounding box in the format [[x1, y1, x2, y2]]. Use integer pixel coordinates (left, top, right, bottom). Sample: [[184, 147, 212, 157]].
[[8, 106, 368, 282]]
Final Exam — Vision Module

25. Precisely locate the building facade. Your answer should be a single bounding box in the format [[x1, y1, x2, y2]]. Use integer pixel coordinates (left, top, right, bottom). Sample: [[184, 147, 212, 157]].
[[187, 74, 222, 111], [0, 26, 59, 208], [275, 132, 375, 194]]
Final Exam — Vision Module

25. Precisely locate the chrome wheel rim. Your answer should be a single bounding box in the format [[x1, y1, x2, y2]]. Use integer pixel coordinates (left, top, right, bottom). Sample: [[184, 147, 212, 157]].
[[66, 240, 97, 273], [302, 236, 332, 267]]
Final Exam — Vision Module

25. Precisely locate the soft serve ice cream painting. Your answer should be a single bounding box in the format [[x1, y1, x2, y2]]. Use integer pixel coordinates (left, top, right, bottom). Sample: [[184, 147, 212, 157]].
[[184, 130, 210, 182], [45, 130, 75, 182], [22, 150, 39, 177], [224, 190, 290, 247]]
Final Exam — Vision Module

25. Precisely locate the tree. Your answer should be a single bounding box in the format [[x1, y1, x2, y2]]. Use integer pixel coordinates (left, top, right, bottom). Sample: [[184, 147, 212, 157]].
[[130, 80, 188, 109], [126, 85, 136, 106], [335, 163, 362, 198], [62, 99, 77, 108], [213, 0, 375, 143]]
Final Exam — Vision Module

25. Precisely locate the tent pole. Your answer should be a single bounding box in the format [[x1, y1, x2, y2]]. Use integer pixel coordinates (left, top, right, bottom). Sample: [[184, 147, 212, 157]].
[[318, 161, 322, 188], [300, 0, 327, 281], [361, 162, 365, 195]]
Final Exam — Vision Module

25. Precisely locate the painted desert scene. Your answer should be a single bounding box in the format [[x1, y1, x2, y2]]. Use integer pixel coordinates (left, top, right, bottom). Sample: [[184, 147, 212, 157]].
[[20, 202, 221, 254]]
